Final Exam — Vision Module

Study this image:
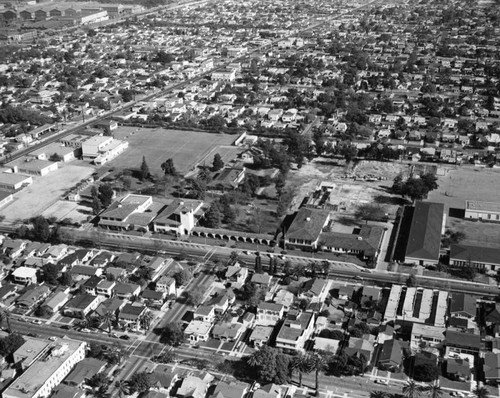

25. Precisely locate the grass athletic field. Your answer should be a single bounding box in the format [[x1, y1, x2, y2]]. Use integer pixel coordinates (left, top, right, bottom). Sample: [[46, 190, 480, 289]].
[[108, 127, 239, 175]]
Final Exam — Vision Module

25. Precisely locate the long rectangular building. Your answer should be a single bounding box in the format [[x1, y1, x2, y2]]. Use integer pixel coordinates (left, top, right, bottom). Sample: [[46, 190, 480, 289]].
[[2, 338, 86, 398], [405, 201, 445, 266], [465, 200, 500, 223]]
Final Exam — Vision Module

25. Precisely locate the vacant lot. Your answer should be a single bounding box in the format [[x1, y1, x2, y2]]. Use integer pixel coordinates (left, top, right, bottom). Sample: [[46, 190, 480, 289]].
[[427, 166, 500, 213], [42, 200, 91, 224], [0, 164, 95, 223], [108, 127, 239, 176]]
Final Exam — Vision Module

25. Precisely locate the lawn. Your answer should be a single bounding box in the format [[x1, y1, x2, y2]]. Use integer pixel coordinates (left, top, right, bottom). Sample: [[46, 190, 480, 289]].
[[108, 127, 240, 176]]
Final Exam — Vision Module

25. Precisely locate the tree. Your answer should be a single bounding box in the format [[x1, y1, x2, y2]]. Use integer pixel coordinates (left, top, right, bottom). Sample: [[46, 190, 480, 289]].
[[403, 379, 423, 398], [98, 184, 114, 208], [186, 290, 203, 306], [140, 156, 150, 181], [0, 333, 25, 356], [310, 353, 328, 394], [88, 373, 110, 390], [354, 203, 386, 223], [60, 272, 73, 286], [101, 311, 115, 335], [371, 392, 387, 398], [161, 158, 176, 176], [204, 203, 221, 228], [246, 345, 278, 383], [275, 173, 286, 198], [91, 196, 102, 215], [162, 322, 184, 346], [115, 380, 129, 398], [255, 254, 263, 274], [173, 269, 191, 286], [42, 263, 59, 285], [473, 387, 490, 398], [291, 354, 314, 387], [274, 353, 291, 384], [32, 216, 51, 242], [128, 372, 152, 394], [406, 274, 417, 287], [0, 308, 12, 333], [426, 381, 443, 398], [212, 153, 224, 172], [34, 305, 52, 317]]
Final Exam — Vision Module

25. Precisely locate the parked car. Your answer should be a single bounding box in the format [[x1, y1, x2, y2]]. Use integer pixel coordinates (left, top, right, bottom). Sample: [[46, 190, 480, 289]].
[[375, 379, 389, 385], [48, 336, 57, 341], [119, 335, 131, 340], [32, 319, 42, 324]]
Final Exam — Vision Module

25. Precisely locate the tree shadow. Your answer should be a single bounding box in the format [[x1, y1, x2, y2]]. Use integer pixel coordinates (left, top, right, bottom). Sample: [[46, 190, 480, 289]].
[[449, 208, 465, 218], [373, 194, 406, 206]]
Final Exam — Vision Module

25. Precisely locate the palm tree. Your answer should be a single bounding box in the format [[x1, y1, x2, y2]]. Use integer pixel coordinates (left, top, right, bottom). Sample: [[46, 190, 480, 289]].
[[426, 381, 442, 398], [140, 311, 154, 331], [101, 311, 115, 335], [310, 353, 328, 395], [473, 387, 490, 398], [370, 392, 387, 398], [0, 308, 12, 333], [403, 380, 422, 398], [114, 380, 129, 398], [290, 354, 314, 388]]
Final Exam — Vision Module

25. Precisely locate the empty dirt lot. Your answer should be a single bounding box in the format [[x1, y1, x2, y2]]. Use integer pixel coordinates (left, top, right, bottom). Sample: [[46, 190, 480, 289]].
[[0, 164, 95, 223]]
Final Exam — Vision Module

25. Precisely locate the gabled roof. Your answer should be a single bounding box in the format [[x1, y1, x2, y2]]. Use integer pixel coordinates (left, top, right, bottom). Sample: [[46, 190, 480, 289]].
[[445, 330, 481, 350], [287, 208, 330, 242], [405, 201, 444, 261], [378, 339, 403, 366], [449, 293, 476, 317], [484, 353, 500, 380], [450, 244, 500, 266]]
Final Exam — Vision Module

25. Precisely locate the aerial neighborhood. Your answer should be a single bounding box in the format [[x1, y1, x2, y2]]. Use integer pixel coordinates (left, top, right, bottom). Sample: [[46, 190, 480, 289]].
[[0, 0, 500, 397]]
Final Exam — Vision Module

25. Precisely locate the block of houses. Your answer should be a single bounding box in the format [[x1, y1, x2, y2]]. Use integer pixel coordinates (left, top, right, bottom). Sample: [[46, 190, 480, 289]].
[[256, 302, 284, 326], [405, 201, 445, 266], [12, 266, 37, 284], [63, 294, 102, 318], [275, 310, 315, 353]]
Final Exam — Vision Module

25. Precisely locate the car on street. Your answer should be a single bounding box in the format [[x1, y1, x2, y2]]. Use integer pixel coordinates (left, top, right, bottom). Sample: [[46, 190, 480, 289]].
[[119, 335, 131, 340], [32, 319, 42, 324], [48, 336, 57, 341], [375, 379, 389, 385], [60, 325, 71, 330], [353, 275, 363, 280]]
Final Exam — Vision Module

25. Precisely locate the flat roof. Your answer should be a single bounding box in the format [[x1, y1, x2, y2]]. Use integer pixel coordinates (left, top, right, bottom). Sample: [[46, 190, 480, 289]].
[[13, 266, 37, 278], [30, 143, 75, 157], [4, 338, 85, 398], [0, 172, 32, 184], [14, 338, 50, 367], [466, 200, 500, 214]]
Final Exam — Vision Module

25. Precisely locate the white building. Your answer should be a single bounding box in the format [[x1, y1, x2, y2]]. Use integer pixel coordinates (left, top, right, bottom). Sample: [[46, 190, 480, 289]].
[[0, 172, 33, 192], [12, 266, 38, 284], [3, 338, 86, 398], [465, 200, 500, 223]]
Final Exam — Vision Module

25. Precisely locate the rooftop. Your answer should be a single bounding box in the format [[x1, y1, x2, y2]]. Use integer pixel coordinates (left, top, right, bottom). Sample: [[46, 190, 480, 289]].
[[466, 200, 500, 214]]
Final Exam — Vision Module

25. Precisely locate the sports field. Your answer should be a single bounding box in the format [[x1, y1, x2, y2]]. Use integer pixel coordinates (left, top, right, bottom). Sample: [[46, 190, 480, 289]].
[[108, 127, 240, 175], [427, 166, 500, 212]]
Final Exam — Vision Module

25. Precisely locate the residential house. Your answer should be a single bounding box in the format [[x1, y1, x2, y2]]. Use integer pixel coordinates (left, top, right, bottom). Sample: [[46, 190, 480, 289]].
[[484, 353, 500, 385], [313, 337, 340, 354], [410, 323, 446, 351], [184, 320, 212, 343], [225, 264, 248, 288], [118, 304, 147, 329], [211, 381, 249, 398], [212, 322, 244, 342], [345, 337, 375, 365], [64, 358, 107, 388], [113, 282, 141, 300], [58, 249, 95, 268], [445, 330, 481, 355], [89, 252, 115, 268], [177, 376, 209, 398], [12, 266, 37, 285], [250, 273, 272, 287], [83, 276, 102, 295], [253, 384, 282, 398], [3, 239, 27, 259], [96, 280, 116, 298], [142, 289, 166, 306], [256, 302, 284, 326], [194, 305, 215, 322], [449, 293, 476, 320], [275, 310, 315, 353], [273, 289, 294, 310], [63, 294, 102, 318], [42, 290, 71, 313], [446, 357, 471, 382], [71, 265, 103, 280], [249, 325, 274, 348], [16, 285, 51, 309], [149, 371, 179, 394], [298, 279, 330, 304], [377, 339, 403, 371], [155, 275, 176, 295]]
